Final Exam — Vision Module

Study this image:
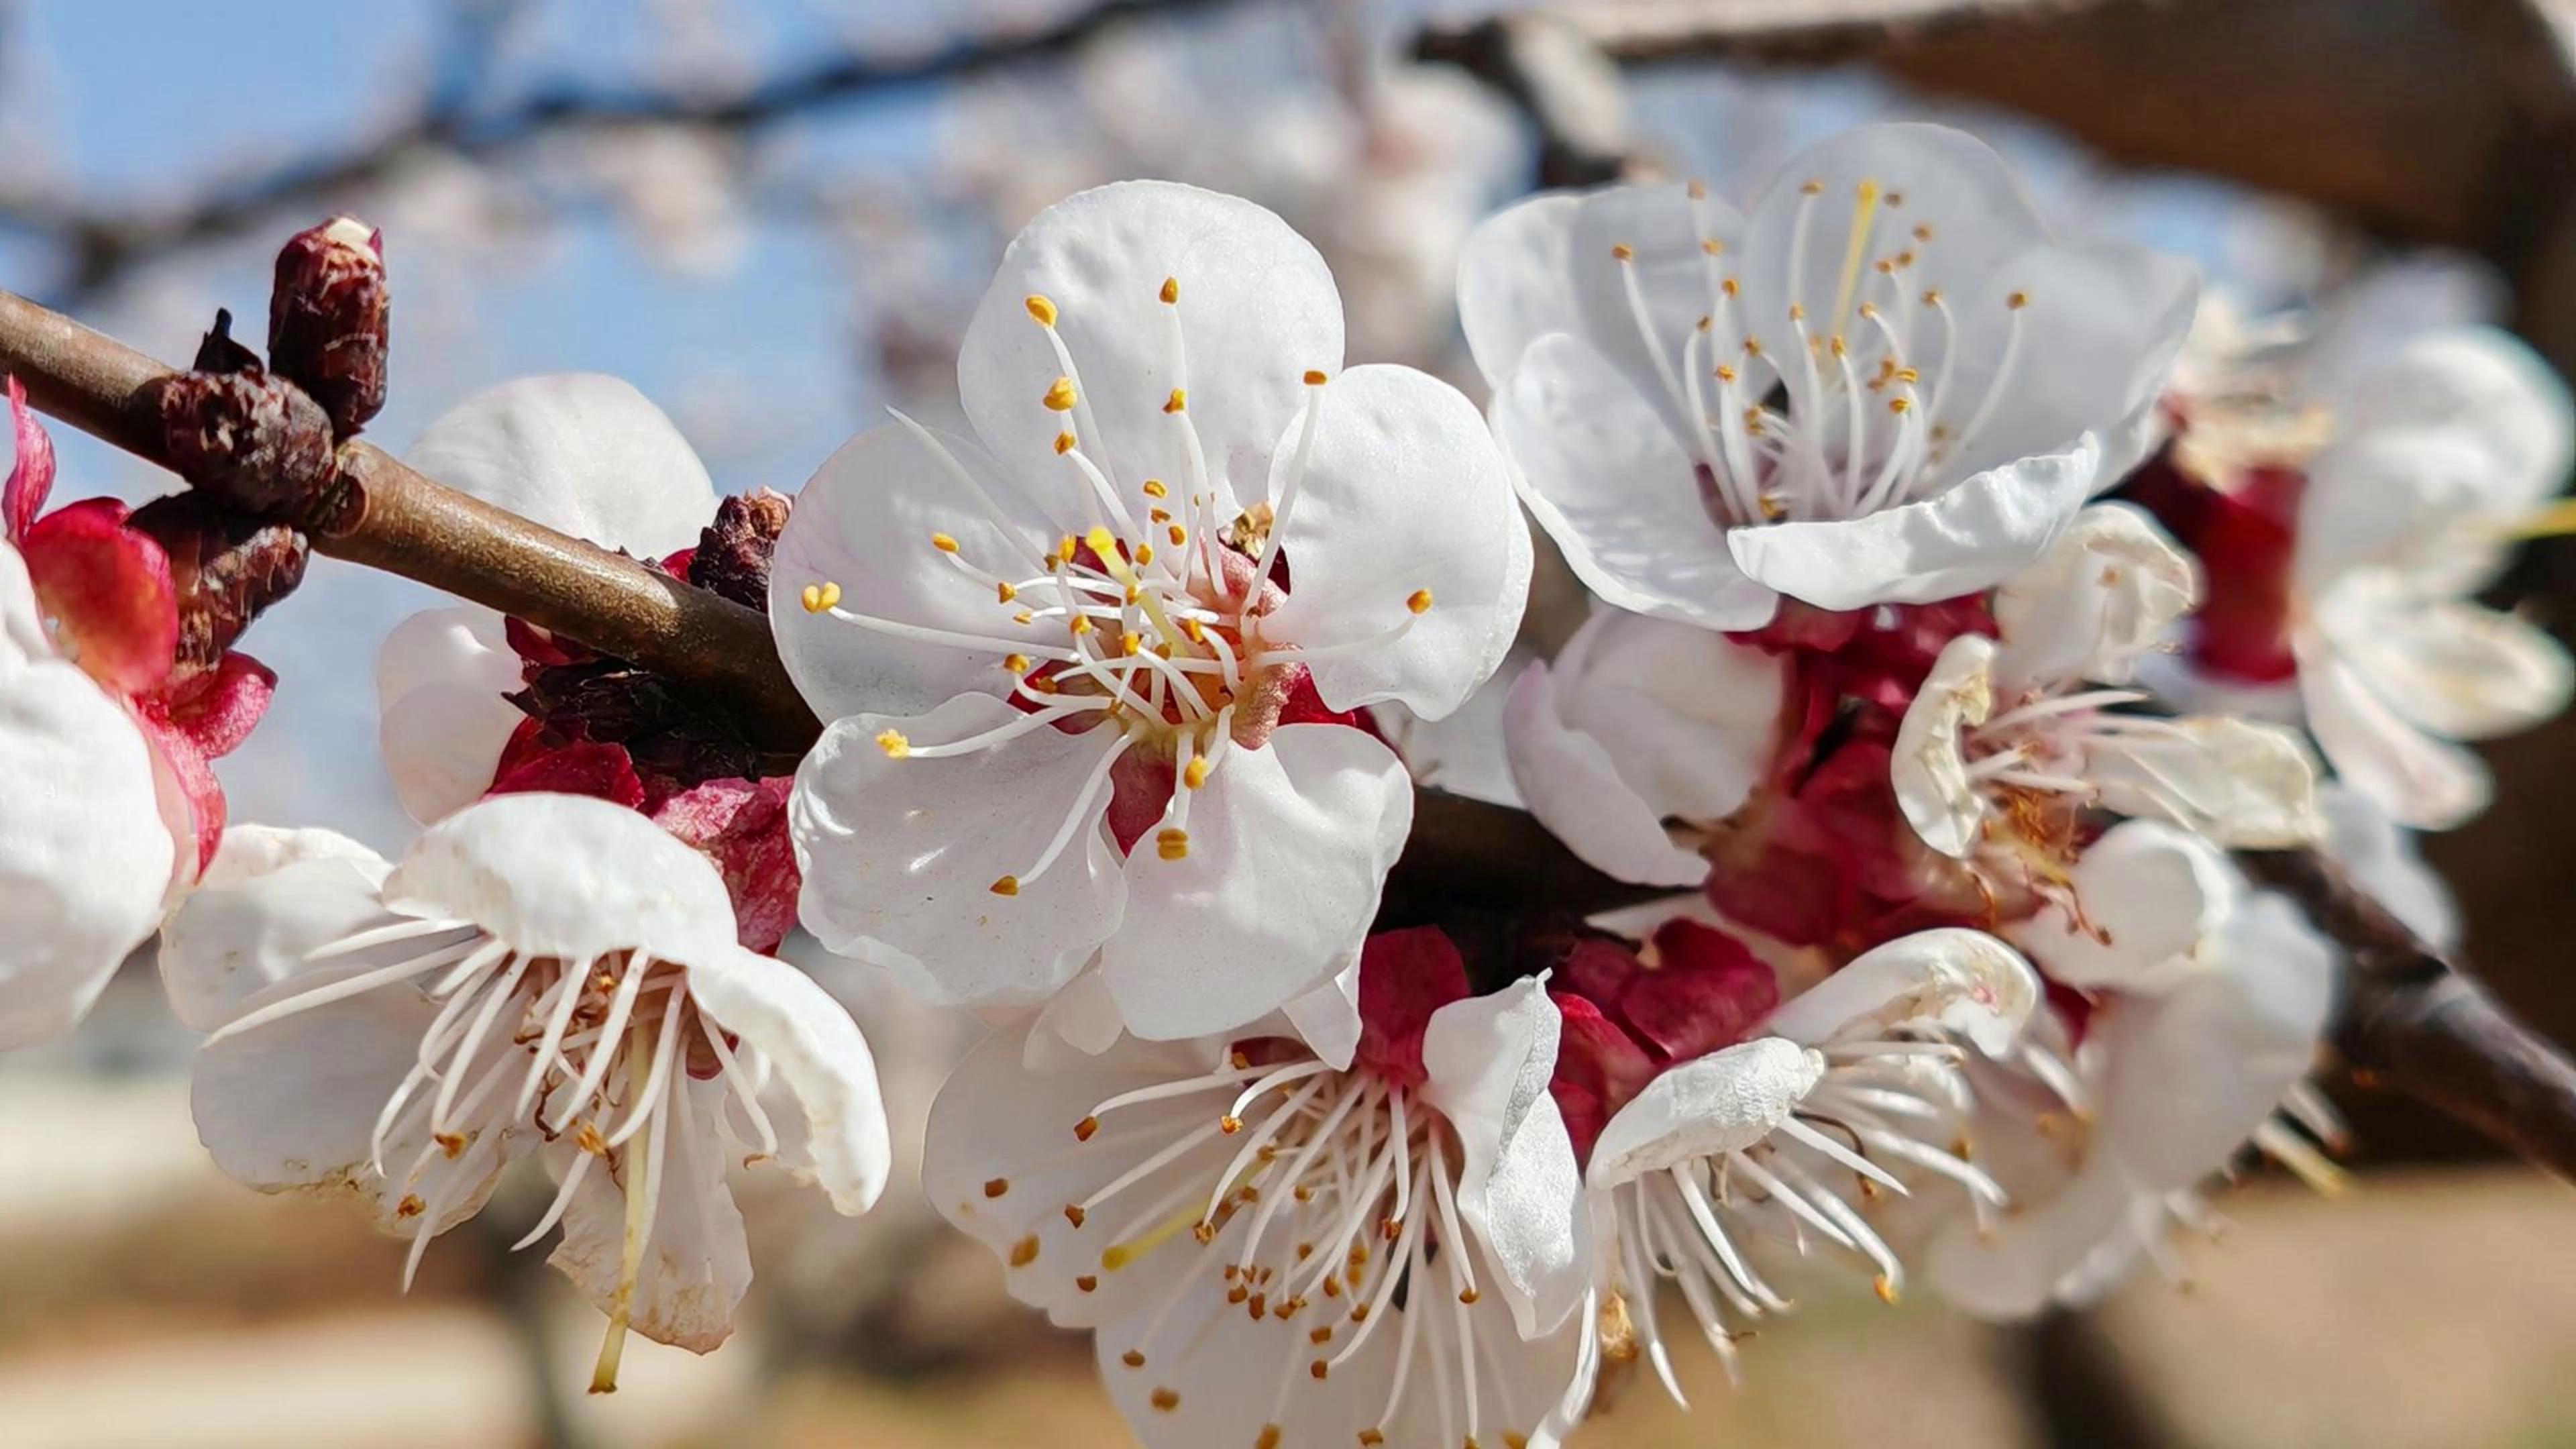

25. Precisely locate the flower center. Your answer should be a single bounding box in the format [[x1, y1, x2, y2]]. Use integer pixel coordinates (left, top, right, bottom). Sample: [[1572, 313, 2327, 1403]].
[[796, 274, 1430, 888], [1612, 178, 2032, 529], [1071, 1046, 1518, 1447]]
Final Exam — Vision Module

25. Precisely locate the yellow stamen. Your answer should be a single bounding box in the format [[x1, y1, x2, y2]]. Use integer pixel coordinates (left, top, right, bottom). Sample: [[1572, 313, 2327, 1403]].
[[1164, 388, 1186, 414], [1043, 376, 1078, 411], [1610, 242, 1635, 262], [1025, 294, 1058, 326], [875, 730, 910, 759], [996, 580, 1017, 603], [931, 532, 959, 553], [991, 875, 1020, 896], [1157, 827, 1190, 861], [1054, 431, 1077, 455], [1183, 757, 1211, 790], [1142, 478, 1168, 499], [1004, 653, 1032, 674], [1405, 588, 1432, 614], [1159, 276, 1179, 305], [1303, 369, 1328, 386], [798, 580, 842, 614]]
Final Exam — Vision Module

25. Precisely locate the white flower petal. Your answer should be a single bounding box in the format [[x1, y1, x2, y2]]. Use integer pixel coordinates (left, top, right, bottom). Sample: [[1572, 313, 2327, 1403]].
[[407, 374, 714, 557], [1764, 928, 2039, 1056], [387, 792, 741, 967], [1552, 607, 1787, 824], [1258, 364, 1530, 718], [545, 1086, 752, 1353], [791, 695, 1126, 1009], [2085, 714, 2324, 847], [1102, 724, 1409, 1042], [0, 651, 173, 1049], [2094, 893, 2336, 1191], [1093, 1263, 1399, 1448], [2298, 633, 2492, 830], [2295, 426, 2514, 593], [2311, 577, 2574, 742], [1992, 503, 2198, 690], [1026, 967, 1131, 1067], [1890, 634, 1994, 859], [1281, 955, 1362, 1072], [1493, 332, 1776, 631], [2317, 782, 2460, 951], [191, 977, 523, 1236], [2340, 328, 2574, 515], [1727, 435, 2100, 610], [769, 419, 1066, 720], [157, 827, 394, 1032], [2007, 820, 2237, 994], [1460, 180, 1740, 431], [687, 947, 891, 1215], [1419, 977, 1589, 1337], [375, 606, 523, 824], [957, 180, 1342, 523], [1585, 1036, 1821, 1189], [1925, 1157, 2146, 1322], [1503, 661, 1709, 889], [0, 538, 44, 663]]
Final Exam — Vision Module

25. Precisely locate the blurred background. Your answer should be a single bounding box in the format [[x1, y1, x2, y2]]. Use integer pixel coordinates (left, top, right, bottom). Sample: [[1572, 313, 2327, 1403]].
[[5, 1, 2575, 1444]]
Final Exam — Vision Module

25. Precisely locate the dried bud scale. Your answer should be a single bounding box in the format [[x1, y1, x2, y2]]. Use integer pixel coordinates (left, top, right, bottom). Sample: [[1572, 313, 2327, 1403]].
[[125, 492, 311, 676], [688, 486, 792, 610], [268, 215, 388, 436], [155, 358, 341, 525]]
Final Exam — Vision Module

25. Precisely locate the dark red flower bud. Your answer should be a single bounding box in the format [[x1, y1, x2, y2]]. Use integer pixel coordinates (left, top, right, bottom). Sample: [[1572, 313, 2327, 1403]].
[[268, 215, 389, 436], [125, 492, 310, 678], [156, 359, 342, 525], [688, 486, 793, 609]]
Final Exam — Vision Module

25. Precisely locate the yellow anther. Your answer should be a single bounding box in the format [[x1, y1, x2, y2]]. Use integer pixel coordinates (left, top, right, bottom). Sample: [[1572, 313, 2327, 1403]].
[[1695, 315, 1712, 333], [1183, 757, 1211, 790], [1858, 302, 1879, 319], [1405, 588, 1432, 615], [1157, 828, 1191, 861], [1120, 1348, 1144, 1367], [798, 580, 842, 614], [1043, 376, 1078, 411], [1686, 180, 1707, 200], [1148, 506, 1171, 523], [1150, 1389, 1179, 1413], [2008, 290, 2030, 310], [1164, 388, 1187, 414], [1913, 223, 1934, 241], [1024, 294, 1058, 327], [1721, 276, 1739, 297], [1610, 242, 1635, 262], [1701, 238, 1722, 256], [931, 532, 959, 553], [1896, 366, 1920, 383], [1132, 543, 1153, 566], [875, 729, 910, 759], [1054, 431, 1077, 455], [1742, 337, 1764, 357], [1142, 478, 1168, 499], [1065, 1203, 1087, 1228], [1120, 631, 1143, 657], [1180, 616, 1205, 643], [1075, 1115, 1100, 1142], [1801, 178, 1823, 195], [1012, 609, 1035, 625], [990, 875, 1020, 896], [1069, 616, 1094, 636], [1168, 524, 1187, 547], [1788, 304, 1805, 321], [996, 580, 1017, 604], [1004, 653, 1032, 674], [1159, 276, 1179, 305], [1889, 397, 1913, 414], [1874, 1274, 1900, 1305], [1921, 287, 1943, 305], [1303, 368, 1328, 386], [1715, 364, 1738, 384]]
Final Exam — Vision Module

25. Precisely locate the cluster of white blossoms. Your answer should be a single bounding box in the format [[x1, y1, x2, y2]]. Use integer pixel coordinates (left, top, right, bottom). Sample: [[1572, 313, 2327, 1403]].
[[5, 119, 2570, 1442]]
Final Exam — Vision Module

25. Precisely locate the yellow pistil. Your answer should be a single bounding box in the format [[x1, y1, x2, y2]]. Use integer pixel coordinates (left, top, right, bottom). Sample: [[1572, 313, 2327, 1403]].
[[588, 1011, 657, 1395]]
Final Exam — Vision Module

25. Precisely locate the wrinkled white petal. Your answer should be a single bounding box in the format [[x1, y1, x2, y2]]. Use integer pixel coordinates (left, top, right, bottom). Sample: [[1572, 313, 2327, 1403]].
[[1102, 724, 1409, 1041], [1420, 977, 1589, 1337], [1552, 606, 1786, 824], [1258, 365, 1530, 718], [1765, 928, 2039, 1056], [1585, 1036, 1821, 1189], [792, 695, 1126, 1009], [2086, 714, 2323, 847], [1891, 634, 1995, 859], [1992, 502, 2198, 690], [1728, 437, 2100, 610], [407, 374, 714, 558]]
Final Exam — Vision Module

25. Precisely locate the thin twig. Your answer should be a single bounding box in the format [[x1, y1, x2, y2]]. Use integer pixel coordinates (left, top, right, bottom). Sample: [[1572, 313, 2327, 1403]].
[[0, 0, 1247, 305]]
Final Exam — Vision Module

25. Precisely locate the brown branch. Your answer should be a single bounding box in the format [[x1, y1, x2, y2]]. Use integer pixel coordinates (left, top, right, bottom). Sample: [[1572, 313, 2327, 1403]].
[[0, 286, 816, 753], [7, 281, 2576, 1184]]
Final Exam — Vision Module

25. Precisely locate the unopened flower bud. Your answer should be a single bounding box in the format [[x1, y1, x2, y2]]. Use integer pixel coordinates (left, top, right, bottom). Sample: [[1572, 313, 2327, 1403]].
[[157, 346, 342, 525], [125, 492, 310, 677], [268, 215, 388, 435], [688, 486, 793, 610]]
